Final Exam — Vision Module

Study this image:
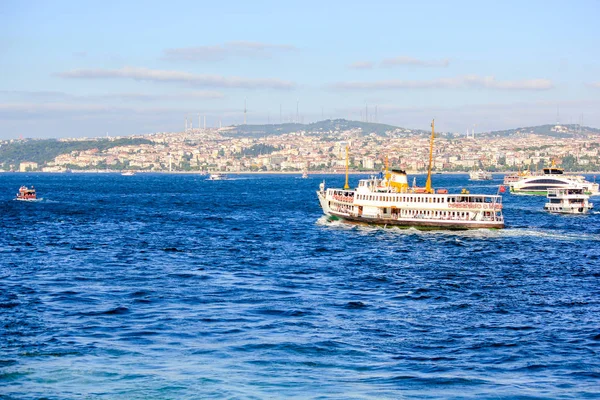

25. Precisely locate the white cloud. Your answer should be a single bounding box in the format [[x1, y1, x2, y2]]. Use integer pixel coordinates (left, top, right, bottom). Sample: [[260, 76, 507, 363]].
[[587, 82, 600, 89], [331, 99, 600, 133], [349, 61, 374, 70], [162, 46, 227, 62], [329, 75, 553, 91], [381, 56, 450, 68], [99, 91, 225, 101], [226, 41, 296, 52], [162, 41, 297, 62], [57, 66, 295, 90], [0, 90, 225, 103]]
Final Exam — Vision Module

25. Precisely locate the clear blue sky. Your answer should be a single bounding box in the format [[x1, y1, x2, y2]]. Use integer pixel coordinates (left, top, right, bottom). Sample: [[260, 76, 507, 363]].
[[1, 0, 599, 138]]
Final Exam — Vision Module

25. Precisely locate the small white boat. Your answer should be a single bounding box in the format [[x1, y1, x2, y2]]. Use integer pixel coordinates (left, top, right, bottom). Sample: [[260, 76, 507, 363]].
[[301, 170, 308, 179], [544, 187, 593, 214], [121, 171, 135, 176], [469, 170, 493, 181], [208, 173, 228, 181]]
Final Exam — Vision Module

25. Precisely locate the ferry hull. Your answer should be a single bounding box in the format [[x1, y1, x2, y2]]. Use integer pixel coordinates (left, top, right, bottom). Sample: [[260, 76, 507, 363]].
[[510, 189, 547, 196], [511, 188, 596, 196], [327, 211, 504, 230]]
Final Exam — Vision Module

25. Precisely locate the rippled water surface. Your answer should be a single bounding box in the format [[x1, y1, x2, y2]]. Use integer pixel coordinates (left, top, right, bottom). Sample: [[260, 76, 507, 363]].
[[1, 173, 599, 399]]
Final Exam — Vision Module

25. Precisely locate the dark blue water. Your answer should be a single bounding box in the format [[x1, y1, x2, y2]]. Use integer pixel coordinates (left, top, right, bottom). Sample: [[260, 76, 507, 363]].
[[1, 173, 599, 399]]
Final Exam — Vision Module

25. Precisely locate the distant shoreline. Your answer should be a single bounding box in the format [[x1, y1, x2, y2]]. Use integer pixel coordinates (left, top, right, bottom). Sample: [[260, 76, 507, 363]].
[[4, 170, 600, 175]]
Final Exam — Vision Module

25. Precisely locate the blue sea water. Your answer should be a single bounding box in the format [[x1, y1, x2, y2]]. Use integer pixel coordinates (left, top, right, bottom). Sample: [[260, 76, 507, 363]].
[[1, 173, 599, 399]]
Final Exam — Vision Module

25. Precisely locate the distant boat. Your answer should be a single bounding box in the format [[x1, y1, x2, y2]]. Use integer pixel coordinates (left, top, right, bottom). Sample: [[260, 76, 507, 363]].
[[469, 170, 493, 181], [301, 169, 309, 179], [208, 173, 228, 181], [15, 186, 41, 201], [544, 187, 593, 214], [121, 171, 135, 176], [503, 170, 529, 184]]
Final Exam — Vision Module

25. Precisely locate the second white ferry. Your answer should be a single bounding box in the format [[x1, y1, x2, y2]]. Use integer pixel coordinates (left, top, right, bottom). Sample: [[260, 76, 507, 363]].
[[317, 120, 505, 230], [509, 162, 599, 195]]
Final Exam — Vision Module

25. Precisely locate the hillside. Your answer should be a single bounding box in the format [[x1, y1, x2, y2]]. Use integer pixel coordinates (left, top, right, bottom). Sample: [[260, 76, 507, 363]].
[[0, 138, 153, 168], [484, 124, 600, 138], [221, 119, 425, 137]]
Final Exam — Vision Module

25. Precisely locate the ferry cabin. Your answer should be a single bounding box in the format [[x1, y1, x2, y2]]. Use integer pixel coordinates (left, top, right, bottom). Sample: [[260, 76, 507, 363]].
[[322, 187, 503, 229], [544, 187, 593, 214]]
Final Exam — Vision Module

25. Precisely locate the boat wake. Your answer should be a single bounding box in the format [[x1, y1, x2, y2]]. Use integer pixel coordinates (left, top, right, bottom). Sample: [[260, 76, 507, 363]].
[[13, 198, 44, 202], [316, 216, 600, 241]]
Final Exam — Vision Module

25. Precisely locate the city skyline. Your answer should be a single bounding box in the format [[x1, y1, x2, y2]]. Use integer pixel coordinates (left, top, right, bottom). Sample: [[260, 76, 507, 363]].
[[1, 0, 599, 139]]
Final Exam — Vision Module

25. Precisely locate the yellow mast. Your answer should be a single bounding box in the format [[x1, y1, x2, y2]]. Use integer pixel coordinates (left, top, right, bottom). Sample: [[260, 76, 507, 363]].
[[425, 119, 435, 193], [344, 144, 350, 190], [385, 155, 390, 179]]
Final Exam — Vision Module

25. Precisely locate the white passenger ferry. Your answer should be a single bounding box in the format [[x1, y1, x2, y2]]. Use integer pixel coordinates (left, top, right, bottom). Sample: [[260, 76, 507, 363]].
[[317, 121, 504, 230], [509, 162, 599, 196], [544, 187, 593, 214]]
